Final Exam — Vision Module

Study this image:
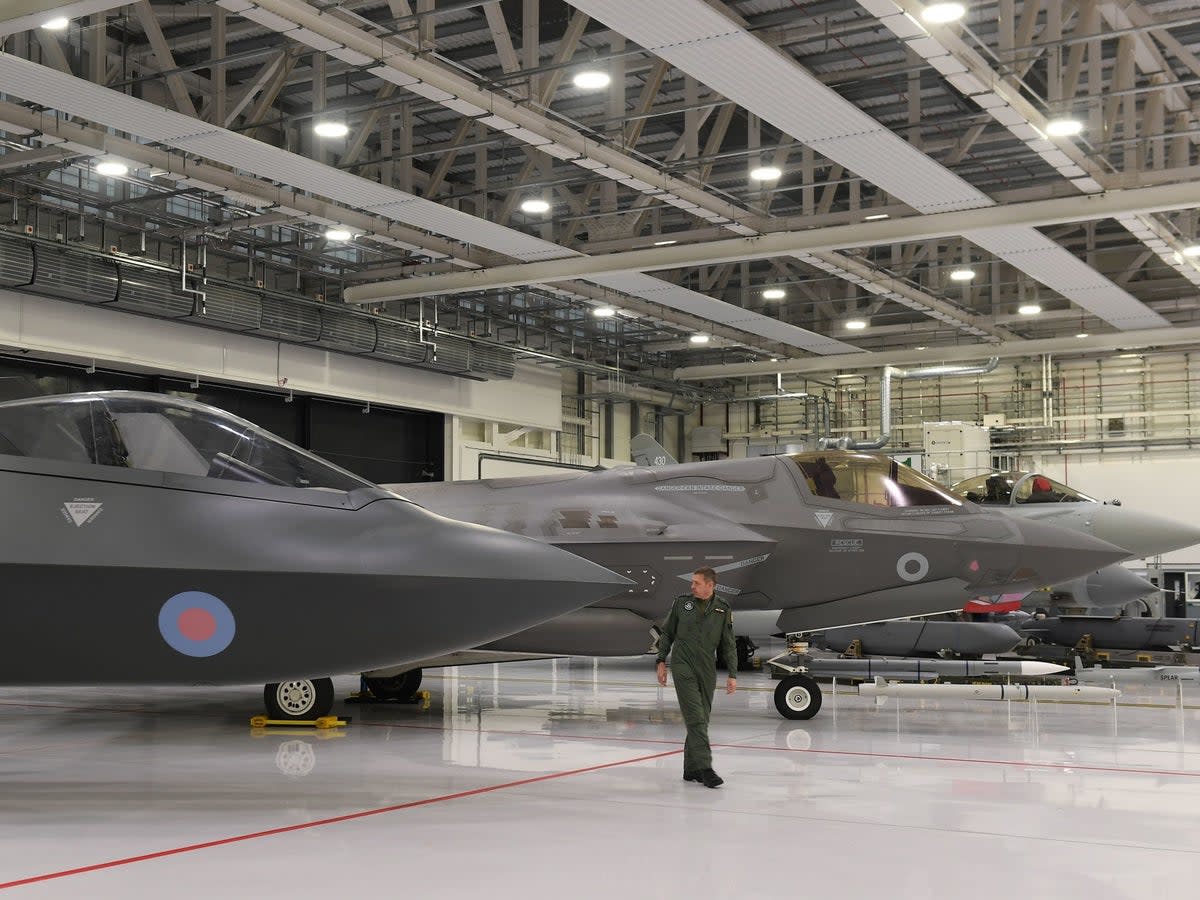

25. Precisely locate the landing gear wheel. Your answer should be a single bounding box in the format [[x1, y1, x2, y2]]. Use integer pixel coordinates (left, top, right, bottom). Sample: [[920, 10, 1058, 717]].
[[774, 674, 822, 720], [363, 669, 424, 701], [264, 677, 334, 720]]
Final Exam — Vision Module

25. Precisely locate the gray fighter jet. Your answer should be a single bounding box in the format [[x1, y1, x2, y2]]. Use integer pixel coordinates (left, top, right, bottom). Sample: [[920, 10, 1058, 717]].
[[387, 450, 1127, 718], [0, 392, 630, 719], [953, 471, 1200, 613]]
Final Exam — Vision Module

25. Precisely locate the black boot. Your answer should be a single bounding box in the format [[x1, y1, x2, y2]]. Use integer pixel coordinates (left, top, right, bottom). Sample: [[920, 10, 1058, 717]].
[[700, 768, 724, 788], [683, 771, 702, 782]]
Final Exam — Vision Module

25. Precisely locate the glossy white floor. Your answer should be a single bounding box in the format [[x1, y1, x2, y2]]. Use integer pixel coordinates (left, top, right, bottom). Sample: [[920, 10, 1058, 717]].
[[2, 656, 1199, 897]]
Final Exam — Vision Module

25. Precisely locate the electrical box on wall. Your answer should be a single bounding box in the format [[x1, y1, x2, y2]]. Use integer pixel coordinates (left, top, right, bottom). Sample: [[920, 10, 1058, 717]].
[[982, 413, 1006, 428], [922, 421, 991, 485]]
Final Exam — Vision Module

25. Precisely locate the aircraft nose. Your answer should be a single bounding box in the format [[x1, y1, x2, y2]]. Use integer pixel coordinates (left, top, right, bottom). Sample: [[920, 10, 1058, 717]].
[[1092, 507, 1200, 558], [968, 517, 1129, 592], [422, 519, 634, 629]]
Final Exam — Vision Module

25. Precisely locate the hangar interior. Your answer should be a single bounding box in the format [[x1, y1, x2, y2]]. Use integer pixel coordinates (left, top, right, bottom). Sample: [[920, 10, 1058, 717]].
[[3, 0, 1200, 896]]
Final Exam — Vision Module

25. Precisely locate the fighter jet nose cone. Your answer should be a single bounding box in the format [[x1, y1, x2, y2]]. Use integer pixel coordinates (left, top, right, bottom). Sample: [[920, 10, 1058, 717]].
[[463, 525, 634, 605], [1093, 507, 1200, 558], [1004, 517, 1129, 589]]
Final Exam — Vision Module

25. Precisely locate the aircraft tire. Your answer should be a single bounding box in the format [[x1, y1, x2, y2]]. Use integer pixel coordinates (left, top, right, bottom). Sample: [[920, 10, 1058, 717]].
[[774, 674, 822, 720], [364, 668, 423, 701], [264, 677, 335, 720]]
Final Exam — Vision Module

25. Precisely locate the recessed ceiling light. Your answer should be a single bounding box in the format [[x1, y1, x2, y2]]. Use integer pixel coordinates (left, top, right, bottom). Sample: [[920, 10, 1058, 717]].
[[921, 2, 966, 23], [749, 165, 782, 181], [1076, 332, 1089, 338], [572, 70, 611, 90], [864, 213, 890, 221], [689, 334, 710, 344], [593, 306, 616, 318], [1118, 353, 1140, 359], [1045, 118, 1084, 137], [949, 268, 975, 281], [653, 239, 678, 246], [1018, 303, 1042, 315], [845, 319, 868, 330], [313, 120, 349, 138], [1182, 245, 1200, 257], [94, 159, 128, 177], [770, 358, 779, 363], [41, 16, 70, 30], [325, 228, 354, 241], [520, 198, 551, 214], [915, 345, 927, 351], [762, 288, 786, 300]]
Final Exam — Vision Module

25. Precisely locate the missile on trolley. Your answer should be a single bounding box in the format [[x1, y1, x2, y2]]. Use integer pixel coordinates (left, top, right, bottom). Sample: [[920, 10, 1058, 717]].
[[801, 657, 1067, 681], [857, 677, 1119, 702], [809, 620, 1022, 657], [1023, 616, 1200, 651], [1071, 656, 1200, 685]]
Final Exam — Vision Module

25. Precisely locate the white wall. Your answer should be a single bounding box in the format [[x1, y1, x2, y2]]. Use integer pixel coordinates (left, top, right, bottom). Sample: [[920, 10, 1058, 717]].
[[0, 288, 562, 430], [1028, 449, 1200, 566]]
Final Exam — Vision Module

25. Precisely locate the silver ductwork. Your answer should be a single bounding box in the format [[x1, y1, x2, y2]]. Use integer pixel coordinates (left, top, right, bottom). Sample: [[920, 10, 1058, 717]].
[[819, 358, 999, 451], [0, 230, 516, 381]]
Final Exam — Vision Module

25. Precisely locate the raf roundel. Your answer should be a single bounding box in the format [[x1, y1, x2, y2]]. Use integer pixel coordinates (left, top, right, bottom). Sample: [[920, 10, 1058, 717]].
[[159, 591, 236, 657]]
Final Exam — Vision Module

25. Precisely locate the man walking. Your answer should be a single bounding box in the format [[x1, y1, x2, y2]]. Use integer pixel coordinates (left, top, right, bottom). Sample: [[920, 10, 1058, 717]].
[[655, 566, 737, 788]]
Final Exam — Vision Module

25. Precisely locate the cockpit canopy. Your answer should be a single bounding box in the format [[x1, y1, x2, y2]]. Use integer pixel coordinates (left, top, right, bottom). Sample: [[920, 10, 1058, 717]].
[[0, 391, 373, 493], [952, 471, 1095, 506], [787, 452, 963, 508]]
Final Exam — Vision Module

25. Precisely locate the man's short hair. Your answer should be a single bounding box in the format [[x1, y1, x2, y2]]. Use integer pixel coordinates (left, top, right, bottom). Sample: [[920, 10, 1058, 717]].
[[693, 566, 717, 584]]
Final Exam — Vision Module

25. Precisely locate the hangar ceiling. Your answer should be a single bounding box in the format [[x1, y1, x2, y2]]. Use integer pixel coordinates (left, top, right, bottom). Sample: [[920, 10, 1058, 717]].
[[1, 0, 1200, 392]]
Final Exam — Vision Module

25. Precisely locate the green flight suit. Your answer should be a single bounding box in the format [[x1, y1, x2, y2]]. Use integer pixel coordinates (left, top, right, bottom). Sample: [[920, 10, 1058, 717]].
[[656, 592, 738, 774]]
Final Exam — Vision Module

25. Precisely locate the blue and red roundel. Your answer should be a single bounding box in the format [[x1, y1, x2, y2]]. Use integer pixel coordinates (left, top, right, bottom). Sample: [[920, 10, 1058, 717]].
[[158, 591, 236, 657]]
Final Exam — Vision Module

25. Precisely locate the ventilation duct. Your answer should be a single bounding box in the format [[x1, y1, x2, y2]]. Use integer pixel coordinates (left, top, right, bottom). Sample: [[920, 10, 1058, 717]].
[[0, 53, 856, 356], [0, 230, 513, 380]]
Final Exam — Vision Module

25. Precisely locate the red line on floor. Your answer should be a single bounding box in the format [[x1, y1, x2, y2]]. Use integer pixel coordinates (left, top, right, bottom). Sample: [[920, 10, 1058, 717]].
[[0, 748, 680, 891]]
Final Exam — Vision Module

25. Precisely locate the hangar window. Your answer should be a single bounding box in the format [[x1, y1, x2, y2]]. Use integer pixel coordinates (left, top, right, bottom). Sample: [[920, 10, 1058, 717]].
[[0, 392, 373, 493], [787, 452, 960, 508]]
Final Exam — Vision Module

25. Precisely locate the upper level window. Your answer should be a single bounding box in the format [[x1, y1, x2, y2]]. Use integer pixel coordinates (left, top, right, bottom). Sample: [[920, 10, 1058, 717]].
[[0, 392, 373, 493], [787, 452, 961, 508]]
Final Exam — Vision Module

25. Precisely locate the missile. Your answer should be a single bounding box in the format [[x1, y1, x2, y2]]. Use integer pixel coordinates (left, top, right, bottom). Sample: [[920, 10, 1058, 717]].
[[857, 677, 1119, 701], [802, 657, 1067, 681]]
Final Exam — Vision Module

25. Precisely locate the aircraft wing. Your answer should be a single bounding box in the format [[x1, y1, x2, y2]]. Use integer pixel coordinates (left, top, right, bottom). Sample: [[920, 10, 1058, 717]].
[[776, 578, 972, 634]]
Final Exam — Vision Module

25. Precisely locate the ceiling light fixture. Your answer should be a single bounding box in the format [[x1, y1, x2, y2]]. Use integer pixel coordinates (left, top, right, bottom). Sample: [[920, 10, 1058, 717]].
[[94, 159, 128, 177], [519, 198, 551, 214], [653, 239, 678, 246], [325, 228, 354, 241], [572, 70, 611, 90], [1182, 244, 1200, 257], [1076, 332, 1089, 339], [1018, 303, 1042, 315], [593, 306, 616, 318], [762, 288, 786, 300], [41, 16, 70, 30], [864, 213, 890, 221], [689, 334, 710, 345], [921, 2, 966, 24], [749, 165, 782, 181], [1045, 118, 1084, 137], [313, 120, 349, 138], [915, 346, 927, 351], [949, 268, 975, 281], [845, 319, 868, 330]]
